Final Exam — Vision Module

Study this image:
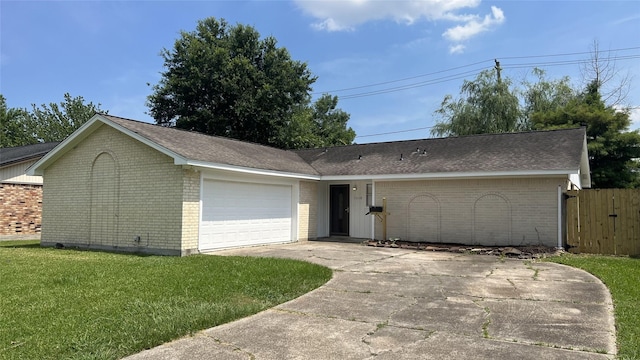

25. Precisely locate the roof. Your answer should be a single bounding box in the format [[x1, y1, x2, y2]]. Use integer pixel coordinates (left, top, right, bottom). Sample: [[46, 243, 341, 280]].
[[28, 114, 590, 186], [294, 128, 588, 177], [103, 115, 319, 176], [0, 142, 60, 168]]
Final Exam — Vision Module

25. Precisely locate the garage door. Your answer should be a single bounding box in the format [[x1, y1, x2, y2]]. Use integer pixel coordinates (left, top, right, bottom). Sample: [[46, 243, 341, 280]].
[[199, 180, 293, 251]]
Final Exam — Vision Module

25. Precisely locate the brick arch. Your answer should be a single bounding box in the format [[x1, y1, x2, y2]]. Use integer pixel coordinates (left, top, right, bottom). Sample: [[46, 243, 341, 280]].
[[89, 152, 120, 247], [407, 193, 441, 242], [473, 192, 511, 246]]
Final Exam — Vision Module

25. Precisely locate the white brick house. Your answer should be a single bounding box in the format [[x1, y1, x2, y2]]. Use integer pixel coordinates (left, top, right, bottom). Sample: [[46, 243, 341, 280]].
[[28, 114, 590, 255]]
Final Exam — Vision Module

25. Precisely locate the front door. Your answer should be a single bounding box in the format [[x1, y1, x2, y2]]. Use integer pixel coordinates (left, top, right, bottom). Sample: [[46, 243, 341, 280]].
[[330, 184, 350, 235]]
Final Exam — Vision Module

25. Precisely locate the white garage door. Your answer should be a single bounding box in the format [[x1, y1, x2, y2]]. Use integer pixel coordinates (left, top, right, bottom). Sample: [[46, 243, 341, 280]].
[[199, 180, 293, 251]]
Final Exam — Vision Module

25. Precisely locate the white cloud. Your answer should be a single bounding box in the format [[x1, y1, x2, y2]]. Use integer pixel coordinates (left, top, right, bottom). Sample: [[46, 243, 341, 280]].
[[442, 6, 504, 42], [613, 105, 640, 130], [448, 44, 466, 54], [295, 0, 504, 53]]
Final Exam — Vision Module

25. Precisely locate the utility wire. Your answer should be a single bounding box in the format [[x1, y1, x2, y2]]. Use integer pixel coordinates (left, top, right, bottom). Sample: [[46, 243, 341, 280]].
[[336, 53, 640, 100], [345, 46, 640, 139], [355, 126, 434, 138], [314, 46, 640, 100], [340, 67, 491, 99], [498, 46, 640, 60], [311, 59, 492, 94]]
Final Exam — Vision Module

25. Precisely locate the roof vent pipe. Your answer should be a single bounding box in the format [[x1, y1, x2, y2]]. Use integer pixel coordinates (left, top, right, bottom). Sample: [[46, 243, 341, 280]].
[[400, 153, 404, 161], [358, 155, 362, 160]]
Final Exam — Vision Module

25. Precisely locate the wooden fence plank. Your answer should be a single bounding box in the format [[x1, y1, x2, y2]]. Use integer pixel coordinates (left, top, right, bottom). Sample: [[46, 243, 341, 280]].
[[580, 189, 591, 253], [566, 190, 579, 249], [566, 188, 640, 255]]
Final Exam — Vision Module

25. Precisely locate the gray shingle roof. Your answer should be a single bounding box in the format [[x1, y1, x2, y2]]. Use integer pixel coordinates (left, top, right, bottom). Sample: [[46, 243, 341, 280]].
[[0, 142, 60, 167], [103, 115, 319, 175], [101, 115, 585, 177], [294, 128, 586, 176]]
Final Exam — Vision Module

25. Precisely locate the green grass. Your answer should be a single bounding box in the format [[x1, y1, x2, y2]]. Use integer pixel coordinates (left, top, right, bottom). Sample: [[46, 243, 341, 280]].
[[0, 241, 332, 360], [546, 254, 640, 359]]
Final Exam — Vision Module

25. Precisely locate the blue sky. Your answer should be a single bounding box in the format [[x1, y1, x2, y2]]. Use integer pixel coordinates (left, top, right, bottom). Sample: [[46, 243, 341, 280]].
[[1, 0, 639, 143]]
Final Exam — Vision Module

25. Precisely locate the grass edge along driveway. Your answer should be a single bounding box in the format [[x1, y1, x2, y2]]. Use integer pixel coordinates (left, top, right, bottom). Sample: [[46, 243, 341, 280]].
[[0, 241, 332, 360], [546, 254, 639, 360]]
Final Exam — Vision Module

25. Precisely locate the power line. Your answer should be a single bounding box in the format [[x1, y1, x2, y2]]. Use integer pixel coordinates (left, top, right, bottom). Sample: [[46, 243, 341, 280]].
[[355, 106, 640, 139], [355, 126, 434, 138], [339, 67, 491, 99], [336, 53, 640, 100], [311, 59, 492, 95], [501, 54, 640, 70], [313, 46, 640, 100], [498, 46, 640, 60]]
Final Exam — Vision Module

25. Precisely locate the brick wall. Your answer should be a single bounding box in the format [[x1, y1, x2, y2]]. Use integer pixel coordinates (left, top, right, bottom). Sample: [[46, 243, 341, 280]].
[[180, 168, 200, 255], [41, 124, 188, 255], [298, 181, 318, 240], [0, 183, 42, 235], [375, 177, 566, 247]]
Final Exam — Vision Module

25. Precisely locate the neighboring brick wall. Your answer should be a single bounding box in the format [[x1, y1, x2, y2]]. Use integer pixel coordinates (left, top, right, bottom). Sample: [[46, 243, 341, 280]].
[[298, 181, 318, 240], [375, 177, 566, 247], [41, 125, 187, 255], [0, 183, 42, 235]]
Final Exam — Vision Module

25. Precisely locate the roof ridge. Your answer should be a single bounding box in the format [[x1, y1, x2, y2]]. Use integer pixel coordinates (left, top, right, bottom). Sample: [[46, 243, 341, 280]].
[[101, 114, 300, 154], [295, 126, 585, 151]]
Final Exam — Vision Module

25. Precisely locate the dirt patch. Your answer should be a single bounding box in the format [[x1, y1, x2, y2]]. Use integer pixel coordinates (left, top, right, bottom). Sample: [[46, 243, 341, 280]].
[[365, 240, 563, 260]]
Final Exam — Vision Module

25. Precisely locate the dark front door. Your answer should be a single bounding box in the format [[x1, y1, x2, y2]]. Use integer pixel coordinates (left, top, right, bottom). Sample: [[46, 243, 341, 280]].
[[330, 184, 350, 235]]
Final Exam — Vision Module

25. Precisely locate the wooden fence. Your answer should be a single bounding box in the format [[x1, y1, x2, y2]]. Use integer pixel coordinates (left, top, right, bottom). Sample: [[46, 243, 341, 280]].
[[566, 189, 640, 255]]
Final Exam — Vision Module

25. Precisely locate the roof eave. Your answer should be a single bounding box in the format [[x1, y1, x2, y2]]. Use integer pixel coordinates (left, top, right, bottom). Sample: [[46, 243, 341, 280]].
[[1, 157, 41, 169], [319, 169, 577, 181], [186, 160, 321, 180], [27, 114, 189, 176]]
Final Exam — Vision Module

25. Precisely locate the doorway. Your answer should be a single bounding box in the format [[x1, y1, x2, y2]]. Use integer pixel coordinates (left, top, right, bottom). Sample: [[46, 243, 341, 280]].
[[330, 184, 350, 236]]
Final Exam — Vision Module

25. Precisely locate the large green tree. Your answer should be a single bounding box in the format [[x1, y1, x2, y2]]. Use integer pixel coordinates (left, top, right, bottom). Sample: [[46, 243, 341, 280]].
[[531, 81, 640, 188], [147, 17, 353, 149], [521, 68, 576, 127], [431, 69, 522, 137], [431, 64, 640, 188], [0, 95, 33, 147], [279, 94, 356, 150], [28, 93, 106, 143], [1, 93, 105, 147]]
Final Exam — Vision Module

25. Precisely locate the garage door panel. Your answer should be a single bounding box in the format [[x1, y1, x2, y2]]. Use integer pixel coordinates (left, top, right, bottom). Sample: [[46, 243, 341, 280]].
[[200, 180, 293, 251]]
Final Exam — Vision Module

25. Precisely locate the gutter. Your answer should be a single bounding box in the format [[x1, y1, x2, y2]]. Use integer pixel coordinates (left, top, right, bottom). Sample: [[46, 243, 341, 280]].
[[557, 185, 563, 249]]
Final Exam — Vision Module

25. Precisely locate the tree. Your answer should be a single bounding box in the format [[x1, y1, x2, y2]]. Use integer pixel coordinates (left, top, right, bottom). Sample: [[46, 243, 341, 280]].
[[0, 95, 33, 147], [278, 94, 355, 150], [1, 93, 106, 147], [28, 93, 106, 142], [521, 68, 576, 128], [148, 17, 337, 149], [531, 81, 640, 188], [431, 69, 522, 137], [580, 40, 632, 107]]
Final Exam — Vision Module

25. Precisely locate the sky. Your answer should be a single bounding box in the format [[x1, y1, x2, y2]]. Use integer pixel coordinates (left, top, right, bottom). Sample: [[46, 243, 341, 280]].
[[1, 0, 639, 143]]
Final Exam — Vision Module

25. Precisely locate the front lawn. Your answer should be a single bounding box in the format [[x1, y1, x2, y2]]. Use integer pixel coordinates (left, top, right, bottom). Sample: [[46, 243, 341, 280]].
[[0, 241, 332, 360], [547, 254, 640, 359]]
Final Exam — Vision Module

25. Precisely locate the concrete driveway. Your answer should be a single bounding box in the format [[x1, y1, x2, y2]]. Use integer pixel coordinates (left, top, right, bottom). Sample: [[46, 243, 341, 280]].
[[125, 241, 616, 360]]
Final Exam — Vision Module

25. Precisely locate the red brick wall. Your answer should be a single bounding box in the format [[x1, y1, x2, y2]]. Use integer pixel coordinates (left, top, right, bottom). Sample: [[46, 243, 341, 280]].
[[0, 183, 43, 235]]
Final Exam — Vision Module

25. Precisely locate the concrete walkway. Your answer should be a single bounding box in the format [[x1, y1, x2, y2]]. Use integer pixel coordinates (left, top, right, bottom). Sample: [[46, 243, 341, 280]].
[[125, 242, 616, 359]]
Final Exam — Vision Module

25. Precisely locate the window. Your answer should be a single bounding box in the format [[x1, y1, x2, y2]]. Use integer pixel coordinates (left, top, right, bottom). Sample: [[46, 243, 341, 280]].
[[366, 184, 372, 206]]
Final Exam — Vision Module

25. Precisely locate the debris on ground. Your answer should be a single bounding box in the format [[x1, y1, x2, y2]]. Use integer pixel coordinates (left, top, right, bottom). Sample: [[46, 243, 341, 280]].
[[364, 240, 563, 260]]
